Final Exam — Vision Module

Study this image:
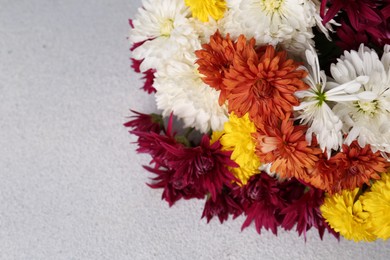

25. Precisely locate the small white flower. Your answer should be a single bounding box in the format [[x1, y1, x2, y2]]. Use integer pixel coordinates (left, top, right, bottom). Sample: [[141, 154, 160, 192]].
[[129, 0, 199, 72], [294, 48, 369, 158], [154, 54, 228, 133], [331, 44, 390, 154]]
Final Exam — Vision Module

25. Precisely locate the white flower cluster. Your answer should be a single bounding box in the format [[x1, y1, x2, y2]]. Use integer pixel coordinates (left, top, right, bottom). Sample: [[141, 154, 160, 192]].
[[294, 45, 390, 157], [221, 0, 325, 55]]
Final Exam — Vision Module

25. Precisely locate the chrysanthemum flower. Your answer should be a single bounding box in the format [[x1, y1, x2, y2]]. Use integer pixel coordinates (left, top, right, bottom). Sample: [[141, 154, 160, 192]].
[[154, 53, 228, 133], [218, 113, 260, 185], [331, 44, 390, 154], [219, 0, 246, 40], [185, 0, 227, 22], [201, 186, 243, 223], [130, 58, 156, 94], [361, 172, 390, 240], [130, 0, 199, 72], [223, 41, 308, 127], [226, 0, 317, 48], [124, 110, 162, 134], [163, 135, 238, 201], [195, 30, 236, 105], [308, 141, 388, 194], [320, 188, 376, 242], [294, 48, 369, 158], [335, 21, 368, 51], [281, 187, 331, 240], [235, 173, 286, 235], [128, 114, 205, 205], [254, 115, 322, 181], [320, 0, 382, 31]]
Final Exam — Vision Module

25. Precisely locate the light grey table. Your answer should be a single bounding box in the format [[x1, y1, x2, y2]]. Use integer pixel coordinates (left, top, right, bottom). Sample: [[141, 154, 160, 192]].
[[0, 0, 389, 259]]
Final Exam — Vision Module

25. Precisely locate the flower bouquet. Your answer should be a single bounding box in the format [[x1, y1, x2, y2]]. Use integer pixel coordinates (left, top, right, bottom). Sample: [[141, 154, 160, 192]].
[[126, 0, 390, 242]]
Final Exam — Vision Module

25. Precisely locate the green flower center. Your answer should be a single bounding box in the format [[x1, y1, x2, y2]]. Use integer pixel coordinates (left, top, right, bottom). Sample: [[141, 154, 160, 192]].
[[315, 84, 326, 106]]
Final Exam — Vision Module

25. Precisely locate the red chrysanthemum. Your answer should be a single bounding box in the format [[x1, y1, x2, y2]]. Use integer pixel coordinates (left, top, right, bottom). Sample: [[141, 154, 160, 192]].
[[129, 20, 156, 94], [145, 165, 205, 206], [124, 110, 162, 133], [234, 173, 286, 235], [321, 0, 382, 31], [195, 31, 236, 105], [130, 58, 156, 94], [201, 185, 243, 223], [223, 39, 308, 127], [336, 21, 369, 50], [254, 116, 322, 181], [281, 186, 336, 240], [162, 135, 239, 201]]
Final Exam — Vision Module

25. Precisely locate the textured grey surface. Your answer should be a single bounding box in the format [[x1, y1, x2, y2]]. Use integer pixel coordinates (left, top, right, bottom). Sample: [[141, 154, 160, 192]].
[[0, 0, 389, 259]]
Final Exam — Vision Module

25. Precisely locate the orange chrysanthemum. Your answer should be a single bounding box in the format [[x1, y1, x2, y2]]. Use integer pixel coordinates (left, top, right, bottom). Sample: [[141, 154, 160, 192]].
[[195, 31, 236, 105], [306, 141, 389, 194], [254, 115, 322, 180], [223, 39, 308, 127]]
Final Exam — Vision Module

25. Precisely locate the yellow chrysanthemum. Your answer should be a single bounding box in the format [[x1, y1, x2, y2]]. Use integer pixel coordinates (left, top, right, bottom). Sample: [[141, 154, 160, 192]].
[[185, 0, 226, 22], [361, 172, 390, 240], [219, 113, 260, 184], [320, 188, 376, 242]]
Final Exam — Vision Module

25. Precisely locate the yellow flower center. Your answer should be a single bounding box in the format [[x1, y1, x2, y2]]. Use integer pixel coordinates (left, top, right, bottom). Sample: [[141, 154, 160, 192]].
[[160, 19, 174, 37], [261, 0, 284, 13], [355, 100, 379, 116]]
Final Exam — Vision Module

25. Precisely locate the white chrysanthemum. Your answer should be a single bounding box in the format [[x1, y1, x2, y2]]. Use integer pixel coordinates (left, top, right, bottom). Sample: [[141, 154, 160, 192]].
[[190, 17, 221, 44], [219, 0, 245, 40], [154, 54, 228, 133], [223, 0, 317, 46], [294, 48, 369, 158], [129, 0, 199, 72], [331, 44, 390, 154], [279, 30, 315, 57]]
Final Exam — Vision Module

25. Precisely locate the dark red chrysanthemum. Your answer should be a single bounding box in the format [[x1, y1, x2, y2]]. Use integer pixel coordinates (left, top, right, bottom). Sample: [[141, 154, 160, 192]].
[[162, 135, 239, 201], [126, 113, 206, 205], [201, 185, 243, 223], [281, 186, 333, 240], [321, 0, 382, 31], [234, 173, 286, 235], [145, 166, 205, 206], [124, 110, 162, 134], [336, 21, 369, 50], [130, 58, 156, 94], [129, 19, 157, 94]]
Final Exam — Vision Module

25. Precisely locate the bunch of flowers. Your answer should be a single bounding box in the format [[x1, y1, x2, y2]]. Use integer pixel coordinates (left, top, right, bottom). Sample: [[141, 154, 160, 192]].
[[126, 0, 390, 242]]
